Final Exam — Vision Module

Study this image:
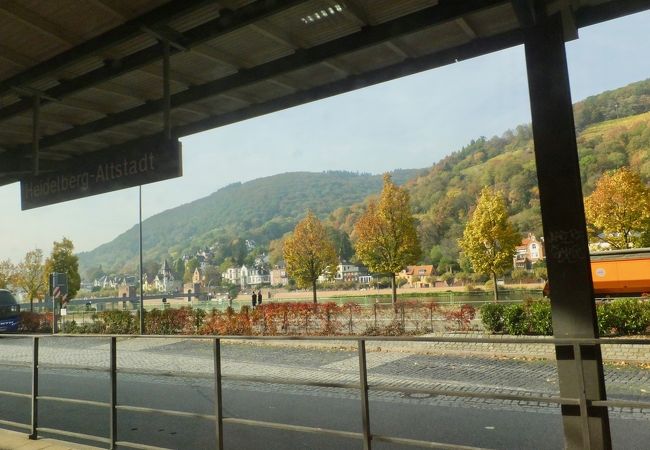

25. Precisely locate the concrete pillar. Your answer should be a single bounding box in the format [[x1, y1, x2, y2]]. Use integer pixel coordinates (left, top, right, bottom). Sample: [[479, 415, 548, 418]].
[[524, 11, 611, 450]]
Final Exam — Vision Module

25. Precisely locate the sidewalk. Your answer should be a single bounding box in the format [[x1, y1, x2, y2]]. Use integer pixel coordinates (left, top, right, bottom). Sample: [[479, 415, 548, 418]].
[[0, 429, 102, 450]]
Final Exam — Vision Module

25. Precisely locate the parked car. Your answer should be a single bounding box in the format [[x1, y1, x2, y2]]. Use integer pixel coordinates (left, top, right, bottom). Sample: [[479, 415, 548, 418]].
[[0, 289, 21, 332]]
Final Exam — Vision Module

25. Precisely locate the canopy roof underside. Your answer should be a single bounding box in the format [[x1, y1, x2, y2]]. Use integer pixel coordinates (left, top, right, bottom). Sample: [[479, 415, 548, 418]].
[[0, 0, 648, 185]]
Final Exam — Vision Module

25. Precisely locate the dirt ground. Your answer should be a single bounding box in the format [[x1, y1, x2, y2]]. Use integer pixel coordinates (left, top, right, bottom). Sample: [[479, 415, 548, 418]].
[[235, 283, 544, 301]]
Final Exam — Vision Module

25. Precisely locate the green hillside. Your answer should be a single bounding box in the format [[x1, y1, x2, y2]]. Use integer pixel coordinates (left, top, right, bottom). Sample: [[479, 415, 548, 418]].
[[79, 78, 650, 277], [78, 169, 423, 273], [401, 87, 650, 269]]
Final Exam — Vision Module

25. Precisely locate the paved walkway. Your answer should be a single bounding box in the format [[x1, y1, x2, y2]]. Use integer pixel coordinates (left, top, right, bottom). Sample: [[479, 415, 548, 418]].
[[0, 336, 647, 448], [0, 429, 101, 450]]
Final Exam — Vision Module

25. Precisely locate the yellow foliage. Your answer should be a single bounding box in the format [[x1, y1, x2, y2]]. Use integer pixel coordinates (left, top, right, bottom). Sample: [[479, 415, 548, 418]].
[[584, 167, 650, 248], [283, 211, 338, 297], [354, 174, 421, 275], [459, 187, 520, 292]]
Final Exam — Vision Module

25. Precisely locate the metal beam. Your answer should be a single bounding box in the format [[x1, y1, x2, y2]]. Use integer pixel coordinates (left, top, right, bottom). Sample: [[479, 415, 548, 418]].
[[0, 3, 79, 45], [3, 27, 522, 176], [15, 28, 521, 177], [455, 18, 478, 39], [524, 12, 611, 449], [0, 0, 309, 123], [511, 0, 537, 27], [8, 0, 508, 152], [172, 29, 522, 138], [0, 0, 216, 97]]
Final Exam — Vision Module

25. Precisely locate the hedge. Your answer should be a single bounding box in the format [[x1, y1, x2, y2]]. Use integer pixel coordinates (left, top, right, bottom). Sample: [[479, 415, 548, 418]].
[[480, 298, 650, 336]]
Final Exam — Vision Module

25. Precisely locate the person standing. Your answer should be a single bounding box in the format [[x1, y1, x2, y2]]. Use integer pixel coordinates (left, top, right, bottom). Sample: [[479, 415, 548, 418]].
[[251, 291, 257, 308], [257, 290, 263, 306]]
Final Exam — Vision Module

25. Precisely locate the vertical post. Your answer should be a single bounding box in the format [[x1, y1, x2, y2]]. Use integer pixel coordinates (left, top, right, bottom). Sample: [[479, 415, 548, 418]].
[[524, 11, 610, 449], [213, 339, 224, 450], [348, 304, 353, 333], [52, 294, 57, 334], [573, 344, 592, 448], [139, 186, 144, 335], [373, 303, 377, 328], [162, 39, 171, 140], [32, 95, 40, 176], [110, 337, 117, 449], [29, 337, 39, 440], [357, 340, 371, 450]]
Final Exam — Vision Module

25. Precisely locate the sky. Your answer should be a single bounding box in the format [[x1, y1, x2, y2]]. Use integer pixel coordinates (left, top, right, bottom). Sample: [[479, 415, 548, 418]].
[[1, 11, 649, 263]]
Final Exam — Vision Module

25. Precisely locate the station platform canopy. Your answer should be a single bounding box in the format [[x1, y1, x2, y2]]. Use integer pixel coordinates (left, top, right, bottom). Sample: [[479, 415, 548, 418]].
[[0, 0, 647, 189]]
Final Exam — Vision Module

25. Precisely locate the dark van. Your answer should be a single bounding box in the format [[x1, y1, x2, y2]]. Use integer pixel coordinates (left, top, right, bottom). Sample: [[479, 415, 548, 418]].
[[0, 289, 21, 332]]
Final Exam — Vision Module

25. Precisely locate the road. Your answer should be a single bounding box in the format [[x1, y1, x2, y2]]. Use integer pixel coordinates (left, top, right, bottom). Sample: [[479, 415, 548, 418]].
[[0, 337, 647, 449]]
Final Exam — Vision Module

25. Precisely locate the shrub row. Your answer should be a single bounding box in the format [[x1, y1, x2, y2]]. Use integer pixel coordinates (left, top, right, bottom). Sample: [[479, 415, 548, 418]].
[[480, 298, 650, 336], [18, 301, 478, 336]]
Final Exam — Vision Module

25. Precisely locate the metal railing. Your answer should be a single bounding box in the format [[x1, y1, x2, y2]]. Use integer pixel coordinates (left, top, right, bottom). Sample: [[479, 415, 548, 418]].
[[0, 334, 649, 450]]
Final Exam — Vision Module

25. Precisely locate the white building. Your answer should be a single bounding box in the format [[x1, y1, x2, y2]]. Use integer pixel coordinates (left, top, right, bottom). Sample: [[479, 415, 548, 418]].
[[153, 259, 180, 292]]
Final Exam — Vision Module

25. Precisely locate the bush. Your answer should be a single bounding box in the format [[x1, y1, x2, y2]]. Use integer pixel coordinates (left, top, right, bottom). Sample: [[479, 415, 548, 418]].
[[480, 303, 506, 332], [444, 304, 476, 331], [96, 311, 137, 334], [484, 298, 650, 337], [526, 299, 553, 335], [362, 321, 406, 336], [18, 311, 52, 332], [597, 298, 650, 336], [502, 304, 527, 335]]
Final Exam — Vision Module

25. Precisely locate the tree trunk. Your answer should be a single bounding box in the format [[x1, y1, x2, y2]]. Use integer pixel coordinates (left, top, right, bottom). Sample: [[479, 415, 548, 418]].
[[492, 271, 500, 302], [391, 273, 398, 312], [30, 297, 34, 312], [312, 281, 317, 304]]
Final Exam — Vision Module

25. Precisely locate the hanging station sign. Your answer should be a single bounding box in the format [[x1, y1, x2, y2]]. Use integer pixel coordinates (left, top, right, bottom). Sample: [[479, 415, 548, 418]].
[[20, 138, 182, 210]]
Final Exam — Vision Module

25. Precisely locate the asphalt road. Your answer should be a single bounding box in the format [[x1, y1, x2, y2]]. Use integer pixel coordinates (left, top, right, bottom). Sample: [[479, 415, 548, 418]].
[[0, 339, 648, 449]]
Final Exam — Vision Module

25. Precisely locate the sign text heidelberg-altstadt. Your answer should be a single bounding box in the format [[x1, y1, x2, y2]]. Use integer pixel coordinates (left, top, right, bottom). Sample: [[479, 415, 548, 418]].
[[20, 138, 182, 210]]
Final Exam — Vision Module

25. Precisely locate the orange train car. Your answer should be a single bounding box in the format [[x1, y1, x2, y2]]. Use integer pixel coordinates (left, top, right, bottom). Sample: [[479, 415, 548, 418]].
[[590, 248, 650, 296], [543, 248, 650, 297]]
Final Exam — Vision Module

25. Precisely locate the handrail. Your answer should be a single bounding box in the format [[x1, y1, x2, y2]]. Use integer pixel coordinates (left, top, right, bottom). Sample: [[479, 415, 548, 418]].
[[2, 332, 649, 345], [0, 334, 648, 450]]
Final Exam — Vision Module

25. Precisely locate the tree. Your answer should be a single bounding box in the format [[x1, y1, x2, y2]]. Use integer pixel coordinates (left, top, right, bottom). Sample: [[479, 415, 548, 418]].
[[84, 265, 105, 283], [459, 187, 520, 301], [354, 174, 421, 307], [172, 258, 185, 280], [584, 167, 650, 249], [14, 250, 46, 312], [511, 268, 528, 285], [202, 265, 221, 288], [184, 257, 200, 283], [283, 211, 338, 304], [326, 227, 354, 261], [44, 238, 81, 300], [0, 259, 15, 290]]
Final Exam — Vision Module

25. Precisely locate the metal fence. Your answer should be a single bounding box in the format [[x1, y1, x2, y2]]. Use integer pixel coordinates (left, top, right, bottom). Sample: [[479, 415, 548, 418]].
[[0, 334, 649, 450]]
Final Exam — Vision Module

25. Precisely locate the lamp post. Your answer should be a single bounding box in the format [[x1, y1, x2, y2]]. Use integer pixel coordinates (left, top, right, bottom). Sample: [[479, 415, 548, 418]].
[[139, 186, 144, 334]]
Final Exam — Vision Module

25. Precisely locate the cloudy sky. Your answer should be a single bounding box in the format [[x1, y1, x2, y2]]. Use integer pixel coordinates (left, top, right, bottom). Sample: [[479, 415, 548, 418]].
[[1, 11, 649, 263]]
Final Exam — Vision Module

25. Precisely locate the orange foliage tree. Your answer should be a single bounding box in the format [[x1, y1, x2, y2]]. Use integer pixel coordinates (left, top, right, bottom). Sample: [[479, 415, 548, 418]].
[[283, 211, 338, 304]]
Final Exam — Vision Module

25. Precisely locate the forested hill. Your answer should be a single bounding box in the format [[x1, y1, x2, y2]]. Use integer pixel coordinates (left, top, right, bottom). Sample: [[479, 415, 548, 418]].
[[78, 170, 423, 272], [395, 81, 650, 269], [79, 78, 650, 275]]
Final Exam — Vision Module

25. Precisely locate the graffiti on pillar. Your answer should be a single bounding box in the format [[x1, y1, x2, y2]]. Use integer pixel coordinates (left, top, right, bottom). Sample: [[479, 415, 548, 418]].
[[546, 229, 588, 264]]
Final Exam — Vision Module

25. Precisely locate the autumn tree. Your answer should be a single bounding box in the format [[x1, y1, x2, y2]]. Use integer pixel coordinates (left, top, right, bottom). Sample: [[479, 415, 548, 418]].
[[14, 249, 46, 312], [0, 259, 15, 290], [283, 211, 338, 304], [184, 257, 200, 283], [43, 238, 81, 300], [584, 167, 650, 249], [459, 187, 520, 301], [354, 174, 421, 307]]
